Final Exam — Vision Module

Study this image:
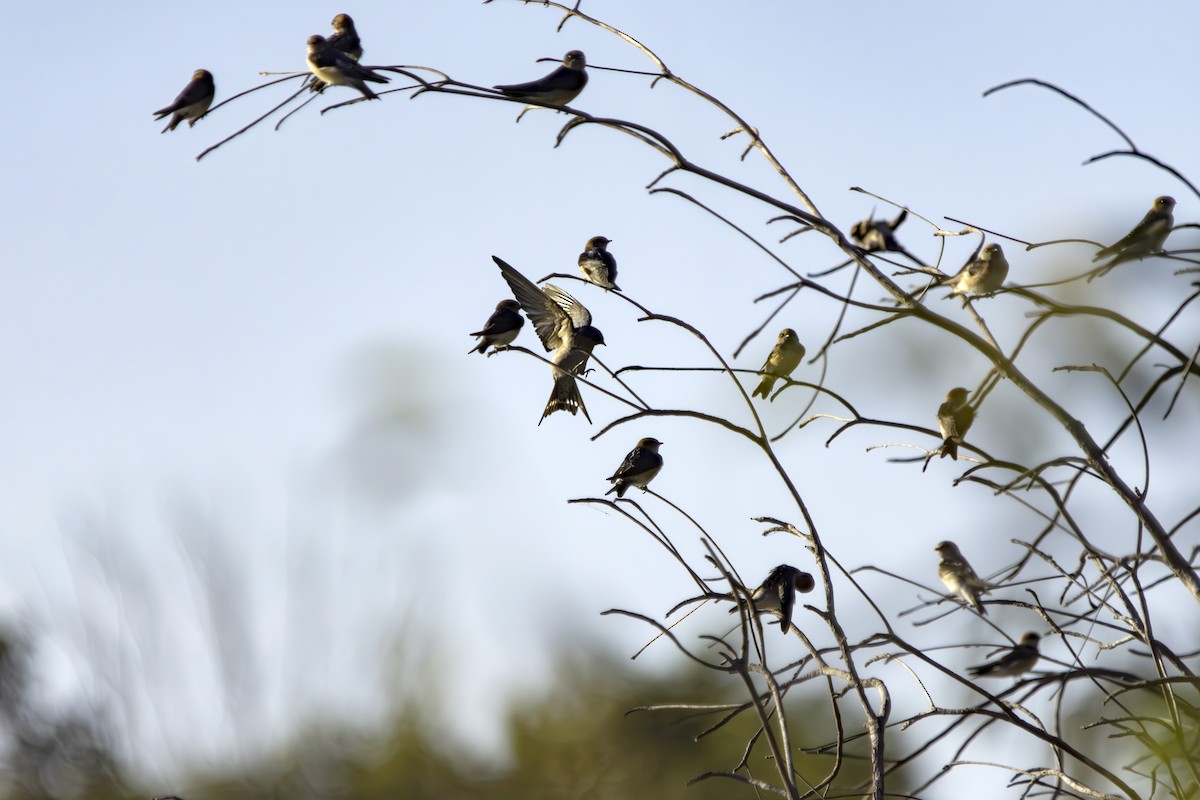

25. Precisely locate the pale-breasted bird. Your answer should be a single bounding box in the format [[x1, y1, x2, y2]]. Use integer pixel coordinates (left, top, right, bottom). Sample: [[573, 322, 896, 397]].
[[578, 236, 619, 290], [968, 632, 1040, 678], [752, 328, 805, 400], [605, 438, 663, 498], [730, 564, 816, 635], [310, 13, 365, 92], [495, 50, 588, 106], [491, 256, 606, 424], [935, 541, 989, 615], [942, 242, 1009, 298], [153, 69, 215, 133], [468, 299, 525, 355], [1092, 195, 1176, 277], [936, 387, 975, 460], [306, 34, 390, 100]]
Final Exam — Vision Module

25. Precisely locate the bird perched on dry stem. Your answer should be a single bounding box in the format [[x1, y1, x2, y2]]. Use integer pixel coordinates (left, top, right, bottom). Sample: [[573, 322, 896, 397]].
[[153, 69, 215, 133], [936, 387, 975, 460], [492, 256, 605, 424], [306, 34, 390, 100], [752, 328, 805, 400], [495, 50, 588, 106], [942, 242, 1009, 297], [968, 632, 1040, 678], [935, 541, 989, 615], [605, 438, 663, 498], [851, 209, 922, 265], [310, 13, 364, 92], [730, 564, 815, 634], [578, 236, 619, 290], [1091, 195, 1175, 278], [468, 299, 524, 355]]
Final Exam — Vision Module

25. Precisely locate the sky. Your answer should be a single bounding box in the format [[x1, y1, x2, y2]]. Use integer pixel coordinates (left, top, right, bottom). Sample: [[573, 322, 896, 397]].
[[3, 0, 1199, 793]]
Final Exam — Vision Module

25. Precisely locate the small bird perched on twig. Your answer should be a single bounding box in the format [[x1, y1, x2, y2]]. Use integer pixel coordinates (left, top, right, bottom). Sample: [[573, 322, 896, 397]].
[[935, 540, 989, 615], [468, 299, 524, 355], [578, 236, 620, 290], [730, 564, 815, 634], [942, 242, 1009, 298], [968, 632, 1040, 678], [752, 328, 805, 400], [495, 50, 588, 106], [936, 387, 975, 460], [605, 438, 663, 498], [310, 13, 365, 92], [1091, 195, 1175, 279], [153, 69, 215, 133], [306, 34, 390, 100]]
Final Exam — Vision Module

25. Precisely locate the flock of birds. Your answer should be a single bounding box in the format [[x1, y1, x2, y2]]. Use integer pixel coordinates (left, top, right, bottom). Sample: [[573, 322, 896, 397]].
[[148, 15, 1183, 770]]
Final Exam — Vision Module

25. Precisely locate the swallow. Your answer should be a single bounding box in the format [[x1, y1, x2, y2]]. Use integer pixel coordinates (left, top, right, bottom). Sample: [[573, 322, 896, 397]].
[[153, 69, 215, 133], [1092, 195, 1176, 277], [752, 328, 805, 400], [935, 541, 989, 615], [306, 34, 390, 100], [491, 256, 606, 424], [730, 564, 816, 634], [469, 299, 525, 355], [936, 387, 975, 460], [605, 438, 663, 498], [850, 209, 923, 265], [578, 236, 619, 290], [968, 632, 1040, 678], [494, 50, 588, 106], [310, 13, 365, 92], [942, 242, 1009, 298]]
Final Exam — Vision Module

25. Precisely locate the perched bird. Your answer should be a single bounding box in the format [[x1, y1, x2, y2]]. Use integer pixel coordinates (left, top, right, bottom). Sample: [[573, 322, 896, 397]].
[[936, 387, 975, 460], [578, 236, 619, 290], [968, 632, 1040, 678], [605, 438, 663, 498], [852, 209, 907, 252], [306, 34, 390, 100], [491, 256, 606, 424], [730, 564, 816, 635], [935, 541, 989, 615], [310, 13, 364, 92], [942, 242, 1009, 298], [752, 328, 805, 400], [1092, 195, 1176, 277], [468, 299, 525, 355], [153, 69, 215, 133], [494, 50, 588, 106]]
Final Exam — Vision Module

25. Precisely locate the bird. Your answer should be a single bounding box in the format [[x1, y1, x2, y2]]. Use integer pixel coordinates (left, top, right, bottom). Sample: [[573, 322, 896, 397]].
[[936, 387, 975, 460], [578, 236, 619, 290], [1091, 195, 1176, 277], [730, 564, 816, 634], [752, 328, 805, 400], [605, 438, 663, 498], [942, 242, 1009, 298], [491, 256, 606, 424], [306, 34, 390, 100], [153, 69, 215, 133], [494, 50, 588, 106], [850, 209, 921, 265], [468, 299, 525, 355], [935, 541, 989, 615], [968, 632, 1040, 678], [310, 13, 365, 92]]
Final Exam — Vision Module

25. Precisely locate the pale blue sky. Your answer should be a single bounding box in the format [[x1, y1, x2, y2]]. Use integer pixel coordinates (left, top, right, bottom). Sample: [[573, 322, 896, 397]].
[[3, 0, 1198, 791]]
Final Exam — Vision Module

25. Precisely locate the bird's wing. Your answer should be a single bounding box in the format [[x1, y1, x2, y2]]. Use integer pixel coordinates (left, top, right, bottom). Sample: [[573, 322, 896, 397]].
[[541, 283, 592, 328], [495, 66, 568, 95], [155, 77, 209, 116], [492, 256, 570, 351], [1096, 209, 1160, 258]]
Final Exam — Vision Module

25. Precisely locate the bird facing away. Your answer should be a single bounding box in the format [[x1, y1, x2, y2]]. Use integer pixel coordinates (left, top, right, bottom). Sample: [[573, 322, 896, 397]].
[[153, 69, 215, 133], [310, 13, 364, 92], [730, 564, 816, 635], [578, 236, 619, 290], [468, 299, 525, 355], [491, 256, 605, 424], [968, 632, 1040, 678], [494, 50, 588, 106], [936, 387, 975, 460], [605, 438, 663, 498], [852, 209, 907, 253], [935, 540, 989, 615], [1092, 195, 1176, 277], [942, 242, 1009, 298], [306, 34, 390, 100], [752, 328, 805, 400]]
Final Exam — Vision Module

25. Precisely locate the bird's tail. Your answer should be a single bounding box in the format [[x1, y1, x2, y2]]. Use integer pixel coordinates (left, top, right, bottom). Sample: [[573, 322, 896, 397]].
[[939, 438, 958, 460], [540, 375, 592, 425], [752, 375, 775, 400], [604, 482, 625, 498], [467, 340, 488, 355]]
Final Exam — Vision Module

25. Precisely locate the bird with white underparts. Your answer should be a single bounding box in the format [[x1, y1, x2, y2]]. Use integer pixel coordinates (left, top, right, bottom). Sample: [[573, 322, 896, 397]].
[[578, 236, 619, 290], [306, 34, 390, 100], [491, 256, 605, 424], [936, 387, 975, 460], [943, 242, 1009, 298], [153, 69, 215, 133], [310, 13, 365, 93], [605, 438, 663, 498], [935, 540, 989, 615], [494, 50, 588, 106], [752, 328, 805, 400], [1091, 195, 1175, 278], [468, 299, 524, 356]]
